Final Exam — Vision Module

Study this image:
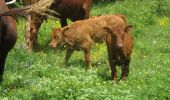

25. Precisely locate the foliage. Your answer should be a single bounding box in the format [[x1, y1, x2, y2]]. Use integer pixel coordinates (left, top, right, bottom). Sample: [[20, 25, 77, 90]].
[[150, 0, 170, 16], [0, 0, 170, 99]]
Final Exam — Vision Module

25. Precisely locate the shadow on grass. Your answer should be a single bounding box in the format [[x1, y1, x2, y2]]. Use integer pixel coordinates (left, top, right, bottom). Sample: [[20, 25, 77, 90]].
[[31, 41, 66, 53], [93, 0, 117, 5], [1, 78, 29, 90]]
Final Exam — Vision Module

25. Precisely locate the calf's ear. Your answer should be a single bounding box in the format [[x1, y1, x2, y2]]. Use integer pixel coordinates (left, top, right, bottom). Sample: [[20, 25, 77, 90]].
[[125, 25, 133, 32], [103, 27, 113, 34], [62, 26, 70, 33]]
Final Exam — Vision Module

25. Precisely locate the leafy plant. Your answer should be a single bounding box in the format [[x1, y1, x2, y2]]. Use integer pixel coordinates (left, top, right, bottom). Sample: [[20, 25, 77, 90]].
[[150, 0, 169, 16]]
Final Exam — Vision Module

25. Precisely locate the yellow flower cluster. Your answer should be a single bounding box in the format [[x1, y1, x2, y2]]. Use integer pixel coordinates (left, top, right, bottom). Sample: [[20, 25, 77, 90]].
[[159, 17, 169, 26]]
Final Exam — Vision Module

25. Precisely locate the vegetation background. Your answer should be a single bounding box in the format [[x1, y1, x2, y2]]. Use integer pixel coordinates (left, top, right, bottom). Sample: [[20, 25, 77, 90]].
[[0, 0, 170, 99]]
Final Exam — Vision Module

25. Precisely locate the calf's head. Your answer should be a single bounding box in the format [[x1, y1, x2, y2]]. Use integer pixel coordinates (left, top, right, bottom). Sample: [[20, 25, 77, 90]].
[[49, 28, 63, 48], [104, 26, 124, 49]]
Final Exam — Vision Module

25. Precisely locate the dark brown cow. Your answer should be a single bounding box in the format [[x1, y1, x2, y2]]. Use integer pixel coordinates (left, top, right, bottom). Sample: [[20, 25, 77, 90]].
[[49, 14, 133, 80], [0, 0, 17, 82], [23, 0, 92, 52]]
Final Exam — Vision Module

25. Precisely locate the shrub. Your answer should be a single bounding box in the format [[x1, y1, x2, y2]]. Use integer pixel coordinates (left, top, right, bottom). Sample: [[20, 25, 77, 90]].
[[150, 0, 169, 16]]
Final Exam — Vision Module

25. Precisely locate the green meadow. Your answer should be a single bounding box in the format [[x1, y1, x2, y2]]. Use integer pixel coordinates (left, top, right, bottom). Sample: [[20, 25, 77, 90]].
[[0, 0, 170, 99]]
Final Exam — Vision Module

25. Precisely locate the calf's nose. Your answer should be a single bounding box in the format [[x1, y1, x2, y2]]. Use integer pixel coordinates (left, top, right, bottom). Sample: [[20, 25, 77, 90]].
[[118, 44, 123, 48], [49, 43, 55, 48]]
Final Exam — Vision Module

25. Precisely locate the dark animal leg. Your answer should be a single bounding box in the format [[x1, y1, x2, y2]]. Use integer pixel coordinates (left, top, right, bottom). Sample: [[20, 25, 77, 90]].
[[107, 47, 117, 81], [0, 53, 7, 82], [126, 65, 129, 77], [82, 0, 91, 19], [121, 59, 130, 80], [121, 65, 127, 80], [31, 17, 43, 50], [106, 36, 117, 81], [125, 59, 130, 77], [65, 48, 74, 66], [84, 48, 91, 69], [60, 19, 67, 27]]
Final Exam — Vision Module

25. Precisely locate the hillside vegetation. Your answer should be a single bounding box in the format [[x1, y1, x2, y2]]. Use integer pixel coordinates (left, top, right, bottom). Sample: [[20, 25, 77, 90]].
[[0, 0, 170, 99]]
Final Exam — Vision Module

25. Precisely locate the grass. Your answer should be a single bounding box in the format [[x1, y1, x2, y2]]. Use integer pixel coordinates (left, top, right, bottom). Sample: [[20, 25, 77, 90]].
[[0, 0, 170, 99]]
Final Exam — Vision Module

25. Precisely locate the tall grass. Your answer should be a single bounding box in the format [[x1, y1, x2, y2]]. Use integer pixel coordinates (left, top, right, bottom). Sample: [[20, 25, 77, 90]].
[[0, 0, 170, 99]]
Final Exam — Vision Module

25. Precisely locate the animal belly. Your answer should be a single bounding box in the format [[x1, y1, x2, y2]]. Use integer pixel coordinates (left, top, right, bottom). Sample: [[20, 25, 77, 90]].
[[93, 36, 105, 44], [51, 0, 82, 19]]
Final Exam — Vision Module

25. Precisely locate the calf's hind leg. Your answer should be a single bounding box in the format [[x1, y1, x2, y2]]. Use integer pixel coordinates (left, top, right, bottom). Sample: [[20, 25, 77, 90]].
[[65, 48, 74, 66]]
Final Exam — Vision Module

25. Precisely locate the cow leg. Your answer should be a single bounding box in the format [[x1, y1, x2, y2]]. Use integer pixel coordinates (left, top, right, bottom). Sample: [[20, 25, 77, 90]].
[[84, 48, 91, 69], [65, 47, 74, 66], [60, 19, 67, 27], [82, 0, 92, 19], [106, 36, 117, 81], [31, 16, 44, 49], [0, 53, 7, 82]]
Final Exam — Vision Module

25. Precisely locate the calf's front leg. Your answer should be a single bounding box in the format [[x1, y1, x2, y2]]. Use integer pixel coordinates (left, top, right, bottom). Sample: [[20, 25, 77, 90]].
[[121, 59, 130, 80], [121, 65, 127, 80], [106, 36, 117, 81], [107, 47, 117, 81], [84, 48, 92, 69]]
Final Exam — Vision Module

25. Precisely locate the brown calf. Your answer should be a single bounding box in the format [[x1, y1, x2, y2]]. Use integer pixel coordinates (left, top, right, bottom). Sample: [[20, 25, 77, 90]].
[[0, 0, 17, 82], [106, 25, 133, 80], [49, 14, 133, 80]]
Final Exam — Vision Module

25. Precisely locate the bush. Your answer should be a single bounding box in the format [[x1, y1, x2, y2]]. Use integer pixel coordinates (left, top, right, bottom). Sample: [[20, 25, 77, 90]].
[[150, 0, 169, 16]]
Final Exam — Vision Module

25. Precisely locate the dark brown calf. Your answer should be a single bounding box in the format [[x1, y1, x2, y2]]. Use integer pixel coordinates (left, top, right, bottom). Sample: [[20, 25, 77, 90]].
[[49, 15, 133, 81], [23, 0, 92, 52], [106, 25, 133, 80], [0, 0, 17, 82]]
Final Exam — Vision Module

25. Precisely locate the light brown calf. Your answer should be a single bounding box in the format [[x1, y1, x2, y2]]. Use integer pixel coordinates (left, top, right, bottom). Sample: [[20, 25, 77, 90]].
[[50, 14, 133, 81]]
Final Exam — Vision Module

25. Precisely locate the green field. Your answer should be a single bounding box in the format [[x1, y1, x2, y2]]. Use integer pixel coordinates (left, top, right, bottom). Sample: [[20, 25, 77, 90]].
[[0, 0, 170, 99]]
